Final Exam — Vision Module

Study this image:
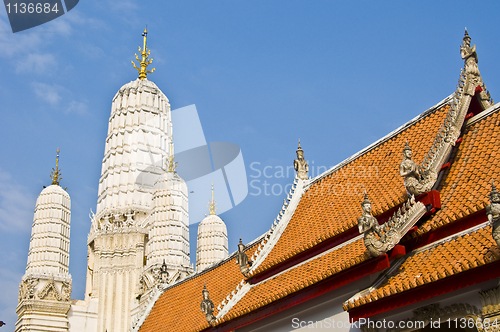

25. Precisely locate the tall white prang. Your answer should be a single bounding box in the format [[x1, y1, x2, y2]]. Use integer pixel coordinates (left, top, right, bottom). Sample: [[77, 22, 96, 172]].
[[96, 78, 172, 223]]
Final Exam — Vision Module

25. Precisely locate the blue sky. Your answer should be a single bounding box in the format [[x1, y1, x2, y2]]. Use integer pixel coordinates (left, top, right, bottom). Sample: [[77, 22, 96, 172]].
[[1, 0, 500, 328]]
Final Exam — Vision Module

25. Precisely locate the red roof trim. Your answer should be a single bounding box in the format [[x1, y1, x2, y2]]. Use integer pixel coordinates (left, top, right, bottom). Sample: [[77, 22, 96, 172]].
[[210, 255, 390, 332], [402, 209, 488, 252], [248, 191, 441, 284], [247, 226, 359, 284]]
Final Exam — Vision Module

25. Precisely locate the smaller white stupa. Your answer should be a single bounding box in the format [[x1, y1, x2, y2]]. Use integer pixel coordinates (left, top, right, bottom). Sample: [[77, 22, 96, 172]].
[[16, 149, 72, 332], [196, 183, 228, 271]]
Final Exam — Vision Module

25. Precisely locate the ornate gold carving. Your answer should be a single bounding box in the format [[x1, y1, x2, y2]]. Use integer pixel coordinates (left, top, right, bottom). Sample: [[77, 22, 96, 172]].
[[208, 182, 217, 216], [166, 137, 177, 173], [132, 27, 155, 80], [50, 148, 62, 186]]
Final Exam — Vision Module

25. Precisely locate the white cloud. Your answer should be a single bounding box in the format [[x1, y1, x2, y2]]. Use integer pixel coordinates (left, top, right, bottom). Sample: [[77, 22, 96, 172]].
[[33, 82, 63, 105], [66, 100, 88, 115], [0, 17, 46, 57], [0, 169, 35, 231], [16, 53, 57, 74]]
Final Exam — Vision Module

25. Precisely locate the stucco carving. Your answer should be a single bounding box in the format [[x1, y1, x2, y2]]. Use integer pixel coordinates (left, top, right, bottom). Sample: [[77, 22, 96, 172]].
[[19, 278, 38, 301], [235, 238, 252, 276], [37, 278, 62, 301], [383, 303, 483, 332], [479, 284, 500, 318], [358, 192, 426, 257], [158, 260, 169, 284], [294, 140, 309, 180], [201, 284, 216, 325], [487, 181, 500, 247], [61, 281, 71, 301]]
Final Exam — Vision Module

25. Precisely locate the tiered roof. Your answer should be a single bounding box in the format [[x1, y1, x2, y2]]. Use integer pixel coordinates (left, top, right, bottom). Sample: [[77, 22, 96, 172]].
[[135, 31, 500, 332]]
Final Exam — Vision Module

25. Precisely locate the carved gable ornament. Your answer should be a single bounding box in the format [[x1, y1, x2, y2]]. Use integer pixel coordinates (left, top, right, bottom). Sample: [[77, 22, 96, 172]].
[[358, 192, 426, 257], [400, 30, 493, 198], [37, 278, 62, 301]]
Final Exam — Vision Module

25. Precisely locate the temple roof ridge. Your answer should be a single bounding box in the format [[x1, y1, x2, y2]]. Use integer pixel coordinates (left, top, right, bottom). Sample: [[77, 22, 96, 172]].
[[308, 94, 454, 188]]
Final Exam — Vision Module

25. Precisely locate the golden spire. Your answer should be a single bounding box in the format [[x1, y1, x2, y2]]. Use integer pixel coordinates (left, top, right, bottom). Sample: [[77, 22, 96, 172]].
[[166, 135, 177, 172], [208, 182, 217, 215], [132, 27, 155, 80], [50, 148, 62, 186]]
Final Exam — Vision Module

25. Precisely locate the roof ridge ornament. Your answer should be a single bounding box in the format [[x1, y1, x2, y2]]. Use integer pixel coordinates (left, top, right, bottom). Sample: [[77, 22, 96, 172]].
[[459, 28, 493, 108], [487, 179, 500, 247], [50, 148, 62, 186], [201, 283, 216, 325], [208, 182, 217, 215], [294, 139, 309, 180], [399, 141, 437, 196], [132, 27, 156, 80], [235, 238, 252, 276]]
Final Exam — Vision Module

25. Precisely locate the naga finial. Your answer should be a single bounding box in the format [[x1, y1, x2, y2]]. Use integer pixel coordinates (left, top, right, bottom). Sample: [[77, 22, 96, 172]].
[[132, 27, 156, 80], [50, 148, 62, 186], [208, 182, 217, 215]]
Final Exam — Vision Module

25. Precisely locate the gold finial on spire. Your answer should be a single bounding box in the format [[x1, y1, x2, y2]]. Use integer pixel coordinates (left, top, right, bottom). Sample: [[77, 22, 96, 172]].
[[132, 27, 156, 80], [208, 182, 217, 215], [50, 148, 62, 186], [166, 135, 178, 173]]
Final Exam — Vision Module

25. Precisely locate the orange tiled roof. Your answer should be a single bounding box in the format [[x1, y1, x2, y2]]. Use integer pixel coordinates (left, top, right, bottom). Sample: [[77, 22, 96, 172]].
[[224, 105, 500, 322], [220, 239, 369, 323], [344, 226, 500, 310], [138, 243, 259, 332], [139, 102, 500, 330], [251, 104, 451, 276]]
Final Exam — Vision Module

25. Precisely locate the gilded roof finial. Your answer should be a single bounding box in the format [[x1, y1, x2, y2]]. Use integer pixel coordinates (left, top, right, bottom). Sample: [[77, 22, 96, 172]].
[[132, 27, 155, 80], [208, 182, 217, 215], [50, 148, 62, 186], [166, 135, 177, 173]]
